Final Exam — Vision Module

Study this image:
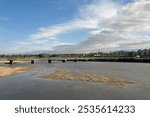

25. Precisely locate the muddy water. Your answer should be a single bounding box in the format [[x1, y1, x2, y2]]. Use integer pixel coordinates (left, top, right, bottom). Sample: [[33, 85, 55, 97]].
[[0, 62, 150, 100]]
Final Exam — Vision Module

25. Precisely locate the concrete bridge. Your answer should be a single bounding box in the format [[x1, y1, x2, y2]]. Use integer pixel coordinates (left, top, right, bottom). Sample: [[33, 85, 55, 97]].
[[0, 57, 150, 65], [0, 58, 90, 65]]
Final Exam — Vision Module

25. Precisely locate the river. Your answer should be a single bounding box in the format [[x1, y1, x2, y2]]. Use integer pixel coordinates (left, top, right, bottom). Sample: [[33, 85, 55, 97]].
[[0, 62, 150, 100]]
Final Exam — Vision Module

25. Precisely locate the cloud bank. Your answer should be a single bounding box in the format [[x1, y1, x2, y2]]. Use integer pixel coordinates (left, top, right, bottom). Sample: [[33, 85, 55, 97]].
[[52, 0, 150, 53]]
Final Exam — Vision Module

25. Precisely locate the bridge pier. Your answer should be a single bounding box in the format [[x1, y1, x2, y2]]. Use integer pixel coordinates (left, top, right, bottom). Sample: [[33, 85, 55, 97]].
[[62, 60, 66, 63], [31, 60, 34, 64], [9, 60, 13, 65], [48, 60, 52, 63], [74, 59, 78, 62]]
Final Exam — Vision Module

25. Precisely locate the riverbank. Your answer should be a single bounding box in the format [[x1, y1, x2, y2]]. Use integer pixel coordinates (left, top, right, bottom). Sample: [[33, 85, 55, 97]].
[[90, 58, 150, 63], [41, 69, 135, 87], [0, 66, 32, 77]]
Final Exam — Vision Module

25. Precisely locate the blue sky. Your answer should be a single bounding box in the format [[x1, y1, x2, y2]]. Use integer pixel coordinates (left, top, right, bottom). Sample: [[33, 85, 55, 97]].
[[0, 0, 82, 40], [0, 0, 150, 54]]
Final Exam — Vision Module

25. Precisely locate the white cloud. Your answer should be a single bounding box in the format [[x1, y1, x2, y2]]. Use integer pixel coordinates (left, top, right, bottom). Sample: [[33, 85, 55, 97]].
[[29, 0, 118, 43], [52, 0, 150, 53], [29, 19, 98, 43]]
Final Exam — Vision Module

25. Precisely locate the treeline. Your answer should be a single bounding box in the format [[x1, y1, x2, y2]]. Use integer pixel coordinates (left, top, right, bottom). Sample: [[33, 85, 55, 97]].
[[94, 49, 150, 58], [0, 54, 50, 59], [0, 49, 150, 59], [50, 49, 150, 58]]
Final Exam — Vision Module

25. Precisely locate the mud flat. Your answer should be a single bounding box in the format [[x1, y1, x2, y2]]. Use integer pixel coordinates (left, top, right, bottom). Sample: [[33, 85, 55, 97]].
[[41, 69, 135, 87], [0, 66, 32, 77]]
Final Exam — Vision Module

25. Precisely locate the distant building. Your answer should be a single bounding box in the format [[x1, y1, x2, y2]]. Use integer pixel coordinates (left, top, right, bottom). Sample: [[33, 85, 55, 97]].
[[94, 54, 100, 57], [136, 55, 140, 58]]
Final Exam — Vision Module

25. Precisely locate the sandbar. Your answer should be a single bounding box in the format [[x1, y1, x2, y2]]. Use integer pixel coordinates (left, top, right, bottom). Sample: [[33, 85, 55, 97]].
[[0, 66, 32, 77], [42, 69, 135, 87]]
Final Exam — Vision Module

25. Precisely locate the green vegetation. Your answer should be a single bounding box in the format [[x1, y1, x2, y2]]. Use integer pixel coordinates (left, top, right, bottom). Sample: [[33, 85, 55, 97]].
[[0, 49, 150, 59]]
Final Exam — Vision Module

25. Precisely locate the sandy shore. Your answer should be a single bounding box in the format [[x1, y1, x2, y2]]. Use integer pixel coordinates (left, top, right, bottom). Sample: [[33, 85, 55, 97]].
[[42, 70, 135, 87], [0, 66, 32, 77]]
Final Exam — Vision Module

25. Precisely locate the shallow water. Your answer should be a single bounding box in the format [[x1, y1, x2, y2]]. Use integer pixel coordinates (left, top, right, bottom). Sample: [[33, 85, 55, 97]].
[[0, 62, 150, 100]]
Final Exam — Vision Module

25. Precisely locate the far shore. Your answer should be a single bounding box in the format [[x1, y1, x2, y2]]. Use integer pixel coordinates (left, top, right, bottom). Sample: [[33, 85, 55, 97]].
[[0, 66, 33, 77]]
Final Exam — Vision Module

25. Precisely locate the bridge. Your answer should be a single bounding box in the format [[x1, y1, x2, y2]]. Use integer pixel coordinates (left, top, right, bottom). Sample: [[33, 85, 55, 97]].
[[0, 58, 91, 65], [0, 57, 150, 65]]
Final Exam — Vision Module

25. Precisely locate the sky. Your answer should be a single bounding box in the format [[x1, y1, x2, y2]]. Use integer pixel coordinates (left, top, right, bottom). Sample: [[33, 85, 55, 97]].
[[0, 0, 150, 54]]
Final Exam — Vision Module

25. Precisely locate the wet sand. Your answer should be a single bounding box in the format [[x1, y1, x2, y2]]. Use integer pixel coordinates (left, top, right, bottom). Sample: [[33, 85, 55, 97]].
[[41, 69, 135, 87], [0, 66, 32, 77]]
